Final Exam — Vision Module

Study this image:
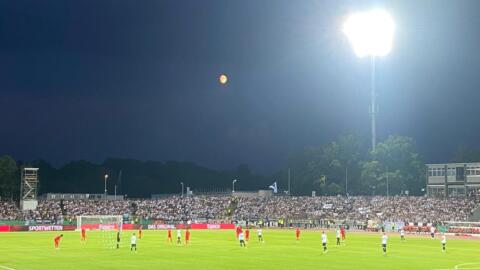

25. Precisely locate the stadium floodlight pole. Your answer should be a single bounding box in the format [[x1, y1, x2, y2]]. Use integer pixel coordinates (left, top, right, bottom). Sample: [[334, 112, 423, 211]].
[[345, 167, 348, 196], [104, 174, 109, 201], [386, 166, 389, 198], [232, 179, 238, 193], [343, 9, 395, 151], [181, 182, 184, 197]]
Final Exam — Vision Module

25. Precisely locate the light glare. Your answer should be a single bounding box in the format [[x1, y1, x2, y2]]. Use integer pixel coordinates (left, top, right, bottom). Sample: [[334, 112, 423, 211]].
[[343, 9, 395, 57]]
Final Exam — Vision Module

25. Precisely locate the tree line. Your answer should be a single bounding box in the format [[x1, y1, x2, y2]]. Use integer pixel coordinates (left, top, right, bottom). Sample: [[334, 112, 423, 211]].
[[0, 135, 478, 199]]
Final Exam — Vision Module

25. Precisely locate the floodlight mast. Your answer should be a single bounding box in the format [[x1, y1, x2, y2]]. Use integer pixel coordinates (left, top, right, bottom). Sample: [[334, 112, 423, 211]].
[[343, 9, 395, 151]]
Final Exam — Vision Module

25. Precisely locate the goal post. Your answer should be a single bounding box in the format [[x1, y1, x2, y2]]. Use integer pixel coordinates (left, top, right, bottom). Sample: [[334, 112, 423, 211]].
[[77, 215, 123, 249], [76, 215, 123, 231]]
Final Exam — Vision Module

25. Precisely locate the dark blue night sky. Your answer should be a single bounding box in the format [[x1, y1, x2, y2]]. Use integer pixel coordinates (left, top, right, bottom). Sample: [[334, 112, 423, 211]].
[[1, 0, 480, 173]]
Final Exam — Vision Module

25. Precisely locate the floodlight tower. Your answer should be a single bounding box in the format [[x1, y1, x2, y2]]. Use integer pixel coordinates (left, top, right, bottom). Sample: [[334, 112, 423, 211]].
[[343, 9, 395, 151]]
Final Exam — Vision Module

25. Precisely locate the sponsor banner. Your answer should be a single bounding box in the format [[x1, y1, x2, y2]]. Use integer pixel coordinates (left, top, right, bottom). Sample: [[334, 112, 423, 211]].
[[207, 224, 221, 229], [190, 224, 208, 229], [81, 224, 123, 230], [1, 223, 234, 232], [122, 224, 136, 230], [29, 225, 64, 231], [8, 225, 76, 232], [219, 224, 235, 229], [147, 224, 175, 230], [144, 223, 234, 230]]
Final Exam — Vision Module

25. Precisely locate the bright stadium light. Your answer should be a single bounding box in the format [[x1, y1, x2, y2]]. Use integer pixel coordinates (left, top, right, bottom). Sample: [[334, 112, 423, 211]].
[[343, 9, 395, 151], [343, 9, 395, 58]]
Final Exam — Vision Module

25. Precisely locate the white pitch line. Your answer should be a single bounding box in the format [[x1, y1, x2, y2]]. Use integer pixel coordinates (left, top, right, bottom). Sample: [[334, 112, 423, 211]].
[[0, 265, 16, 270]]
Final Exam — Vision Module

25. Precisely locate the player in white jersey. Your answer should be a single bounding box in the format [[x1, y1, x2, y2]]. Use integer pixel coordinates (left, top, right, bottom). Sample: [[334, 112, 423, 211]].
[[257, 228, 263, 242], [441, 233, 446, 252], [400, 229, 405, 241], [176, 229, 182, 245], [381, 232, 388, 255], [321, 231, 328, 253], [430, 226, 435, 238], [336, 229, 341, 245], [130, 233, 137, 252], [239, 232, 246, 247]]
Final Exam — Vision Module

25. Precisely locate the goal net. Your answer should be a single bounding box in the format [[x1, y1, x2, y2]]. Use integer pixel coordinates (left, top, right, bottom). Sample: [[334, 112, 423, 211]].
[[77, 215, 123, 249]]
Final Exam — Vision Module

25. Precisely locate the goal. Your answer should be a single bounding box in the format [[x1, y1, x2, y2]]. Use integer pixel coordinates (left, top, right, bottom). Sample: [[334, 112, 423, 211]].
[[77, 215, 123, 249], [77, 215, 123, 231]]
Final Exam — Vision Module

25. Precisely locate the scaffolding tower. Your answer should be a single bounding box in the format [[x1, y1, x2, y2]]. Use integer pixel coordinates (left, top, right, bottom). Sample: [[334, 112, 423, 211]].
[[20, 168, 39, 211]]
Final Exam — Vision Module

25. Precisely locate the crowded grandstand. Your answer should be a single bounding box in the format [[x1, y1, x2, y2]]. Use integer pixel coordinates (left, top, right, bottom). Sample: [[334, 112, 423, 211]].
[[2, 194, 479, 232]]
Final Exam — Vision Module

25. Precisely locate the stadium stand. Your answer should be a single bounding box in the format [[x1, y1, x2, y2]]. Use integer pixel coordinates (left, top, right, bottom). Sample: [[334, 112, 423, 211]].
[[1, 194, 479, 226]]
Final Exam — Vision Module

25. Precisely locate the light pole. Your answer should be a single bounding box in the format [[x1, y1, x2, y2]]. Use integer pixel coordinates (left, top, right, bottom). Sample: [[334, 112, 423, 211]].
[[232, 179, 237, 193], [181, 182, 184, 197], [343, 9, 395, 151], [104, 174, 109, 200], [345, 167, 348, 196], [386, 167, 389, 198]]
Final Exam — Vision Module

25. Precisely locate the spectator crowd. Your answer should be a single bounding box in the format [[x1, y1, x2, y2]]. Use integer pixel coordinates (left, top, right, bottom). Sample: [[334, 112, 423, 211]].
[[0, 195, 479, 225]]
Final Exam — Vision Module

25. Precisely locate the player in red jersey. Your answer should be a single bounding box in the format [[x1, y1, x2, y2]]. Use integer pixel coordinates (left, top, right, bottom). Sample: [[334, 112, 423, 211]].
[[245, 228, 250, 242], [81, 228, 86, 241], [185, 229, 191, 245], [236, 226, 242, 239], [167, 228, 172, 243], [340, 226, 346, 240], [138, 227, 143, 239], [54, 234, 63, 249], [296, 227, 301, 241]]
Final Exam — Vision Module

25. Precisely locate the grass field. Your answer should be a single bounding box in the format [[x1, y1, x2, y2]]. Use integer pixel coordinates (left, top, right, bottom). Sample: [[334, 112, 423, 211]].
[[1, 230, 479, 270]]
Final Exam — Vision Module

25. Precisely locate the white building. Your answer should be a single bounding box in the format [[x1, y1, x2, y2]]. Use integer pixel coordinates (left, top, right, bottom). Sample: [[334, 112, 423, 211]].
[[427, 163, 480, 196]]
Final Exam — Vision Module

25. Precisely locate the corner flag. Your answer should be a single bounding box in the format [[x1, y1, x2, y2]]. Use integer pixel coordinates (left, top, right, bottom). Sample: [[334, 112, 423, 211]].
[[269, 182, 278, 193]]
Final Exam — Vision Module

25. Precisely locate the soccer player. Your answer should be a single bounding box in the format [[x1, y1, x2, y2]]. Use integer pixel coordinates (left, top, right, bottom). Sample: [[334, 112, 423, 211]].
[[341, 226, 346, 240], [245, 228, 250, 242], [430, 226, 435, 238], [321, 231, 328, 253], [176, 229, 182, 245], [257, 228, 263, 243], [185, 229, 191, 245], [236, 226, 242, 239], [239, 231, 246, 247], [138, 227, 143, 239], [441, 233, 446, 252], [400, 228, 405, 241], [296, 227, 301, 241], [54, 234, 63, 249], [381, 232, 388, 255], [167, 228, 172, 243], [81, 227, 86, 241], [336, 228, 341, 245], [131, 233, 137, 252], [116, 230, 121, 249]]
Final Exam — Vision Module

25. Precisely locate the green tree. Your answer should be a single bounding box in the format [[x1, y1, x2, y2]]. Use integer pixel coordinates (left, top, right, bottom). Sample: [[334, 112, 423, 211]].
[[361, 135, 425, 195], [0, 155, 19, 199], [285, 134, 366, 195]]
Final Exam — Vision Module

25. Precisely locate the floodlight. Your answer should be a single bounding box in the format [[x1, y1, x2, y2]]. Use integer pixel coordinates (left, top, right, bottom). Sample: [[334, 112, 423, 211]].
[[343, 9, 395, 57]]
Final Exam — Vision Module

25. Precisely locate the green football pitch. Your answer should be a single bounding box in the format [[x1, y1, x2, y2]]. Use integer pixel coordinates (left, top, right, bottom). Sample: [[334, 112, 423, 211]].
[[0, 230, 479, 270]]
